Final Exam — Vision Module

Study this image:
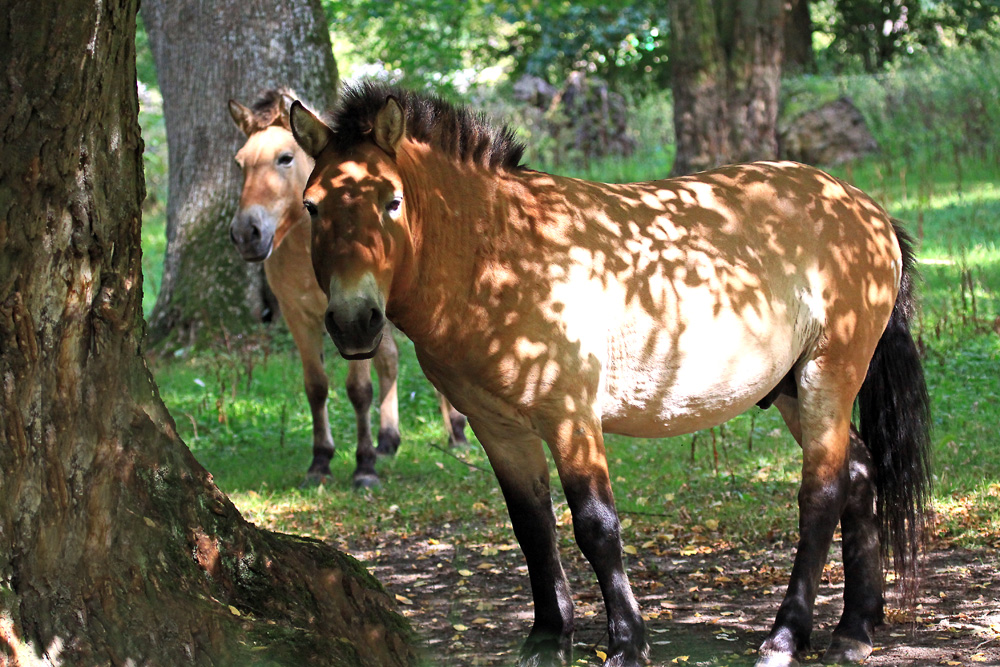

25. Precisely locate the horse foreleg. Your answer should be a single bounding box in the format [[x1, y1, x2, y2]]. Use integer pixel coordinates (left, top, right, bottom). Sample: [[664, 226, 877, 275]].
[[345, 359, 378, 488], [437, 392, 468, 447], [284, 308, 335, 485], [759, 390, 854, 667], [469, 415, 574, 667], [372, 330, 401, 456], [824, 427, 882, 663], [546, 417, 647, 667]]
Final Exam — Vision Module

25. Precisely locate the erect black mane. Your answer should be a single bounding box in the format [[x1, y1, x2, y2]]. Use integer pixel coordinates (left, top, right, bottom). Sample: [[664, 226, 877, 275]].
[[328, 81, 526, 171]]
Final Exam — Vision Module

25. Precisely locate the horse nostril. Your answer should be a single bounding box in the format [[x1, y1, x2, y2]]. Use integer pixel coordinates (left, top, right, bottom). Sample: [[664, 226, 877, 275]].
[[249, 223, 261, 241], [367, 308, 385, 337], [324, 310, 341, 339]]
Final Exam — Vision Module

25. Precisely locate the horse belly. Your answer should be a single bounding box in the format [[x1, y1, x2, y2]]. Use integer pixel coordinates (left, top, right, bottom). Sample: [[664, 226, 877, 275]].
[[600, 307, 803, 438]]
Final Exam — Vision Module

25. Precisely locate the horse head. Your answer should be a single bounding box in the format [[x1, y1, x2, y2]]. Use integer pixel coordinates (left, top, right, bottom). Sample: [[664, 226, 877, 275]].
[[290, 97, 410, 360], [228, 90, 313, 262]]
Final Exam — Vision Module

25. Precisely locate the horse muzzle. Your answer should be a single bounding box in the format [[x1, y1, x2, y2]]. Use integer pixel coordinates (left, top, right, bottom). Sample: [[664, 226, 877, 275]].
[[230, 205, 275, 262], [324, 302, 386, 360]]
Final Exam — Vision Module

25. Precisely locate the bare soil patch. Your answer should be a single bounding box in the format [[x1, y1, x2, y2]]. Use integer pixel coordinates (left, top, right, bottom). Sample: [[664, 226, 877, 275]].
[[347, 530, 1000, 666]]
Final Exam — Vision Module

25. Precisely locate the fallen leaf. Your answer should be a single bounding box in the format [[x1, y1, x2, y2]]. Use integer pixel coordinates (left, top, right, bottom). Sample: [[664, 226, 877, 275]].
[[395, 594, 413, 605]]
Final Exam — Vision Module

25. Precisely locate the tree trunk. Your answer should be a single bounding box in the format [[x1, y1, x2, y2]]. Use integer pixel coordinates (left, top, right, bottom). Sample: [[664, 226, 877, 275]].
[[783, 0, 815, 73], [142, 0, 339, 348], [670, 0, 785, 176], [0, 2, 413, 666]]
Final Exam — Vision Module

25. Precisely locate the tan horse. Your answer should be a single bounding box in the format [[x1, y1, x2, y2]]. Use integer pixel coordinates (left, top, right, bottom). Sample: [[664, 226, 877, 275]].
[[290, 83, 931, 667], [227, 90, 466, 488]]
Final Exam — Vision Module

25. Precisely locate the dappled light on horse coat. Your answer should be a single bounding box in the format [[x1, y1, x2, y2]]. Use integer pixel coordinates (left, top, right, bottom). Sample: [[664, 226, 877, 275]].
[[228, 89, 467, 488], [291, 83, 931, 667]]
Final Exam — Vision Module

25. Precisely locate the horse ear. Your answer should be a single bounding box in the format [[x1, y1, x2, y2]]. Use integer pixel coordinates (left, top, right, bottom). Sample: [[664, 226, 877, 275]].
[[228, 99, 254, 137], [290, 100, 333, 158], [278, 92, 296, 116], [373, 96, 405, 157]]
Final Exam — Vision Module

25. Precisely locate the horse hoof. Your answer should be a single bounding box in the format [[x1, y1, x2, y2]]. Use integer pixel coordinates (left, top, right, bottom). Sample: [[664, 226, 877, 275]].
[[518, 634, 572, 667], [823, 637, 872, 664], [754, 653, 800, 667], [301, 471, 328, 488], [352, 473, 381, 490], [602, 646, 650, 667], [376, 428, 401, 457]]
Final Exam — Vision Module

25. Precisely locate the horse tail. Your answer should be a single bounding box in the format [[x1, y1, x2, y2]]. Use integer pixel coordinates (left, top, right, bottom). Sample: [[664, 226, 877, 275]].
[[857, 220, 932, 603]]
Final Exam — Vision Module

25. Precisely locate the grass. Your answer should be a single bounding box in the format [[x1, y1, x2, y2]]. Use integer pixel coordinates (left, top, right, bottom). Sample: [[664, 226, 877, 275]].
[[140, 149, 1000, 559]]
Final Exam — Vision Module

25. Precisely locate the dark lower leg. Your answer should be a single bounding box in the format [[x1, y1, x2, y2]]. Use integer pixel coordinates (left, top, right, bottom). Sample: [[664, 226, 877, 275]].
[[503, 485, 575, 664], [563, 477, 647, 665], [760, 468, 848, 661], [303, 370, 335, 482], [472, 417, 575, 667], [826, 428, 882, 662], [345, 361, 377, 488]]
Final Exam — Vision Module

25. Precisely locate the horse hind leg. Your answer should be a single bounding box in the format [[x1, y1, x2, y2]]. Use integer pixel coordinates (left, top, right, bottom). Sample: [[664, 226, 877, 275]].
[[437, 391, 468, 447], [758, 376, 857, 667], [824, 426, 882, 664], [372, 328, 402, 457], [345, 358, 379, 488], [768, 399, 883, 665]]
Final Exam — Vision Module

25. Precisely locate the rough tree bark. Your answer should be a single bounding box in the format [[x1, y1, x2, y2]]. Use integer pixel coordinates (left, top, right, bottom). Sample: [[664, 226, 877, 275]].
[[143, 0, 339, 348], [0, 2, 413, 665], [670, 0, 786, 175]]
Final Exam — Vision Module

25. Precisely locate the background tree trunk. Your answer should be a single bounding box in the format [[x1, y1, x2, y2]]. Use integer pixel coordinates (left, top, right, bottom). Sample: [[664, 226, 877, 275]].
[[670, 0, 786, 175], [0, 2, 413, 665], [142, 0, 339, 348], [784, 0, 815, 73]]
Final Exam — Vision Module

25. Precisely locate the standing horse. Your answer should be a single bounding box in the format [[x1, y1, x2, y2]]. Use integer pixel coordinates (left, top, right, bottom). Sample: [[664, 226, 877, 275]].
[[227, 90, 467, 488], [290, 83, 931, 667]]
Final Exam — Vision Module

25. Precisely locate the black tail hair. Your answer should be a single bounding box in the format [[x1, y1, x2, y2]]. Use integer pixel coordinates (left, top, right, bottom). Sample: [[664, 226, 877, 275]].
[[857, 221, 932, 603]]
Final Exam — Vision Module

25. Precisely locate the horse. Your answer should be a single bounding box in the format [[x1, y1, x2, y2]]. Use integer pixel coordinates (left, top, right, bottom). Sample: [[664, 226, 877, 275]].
[[289, 82, 932, 667], [227, 89, 468, 488]]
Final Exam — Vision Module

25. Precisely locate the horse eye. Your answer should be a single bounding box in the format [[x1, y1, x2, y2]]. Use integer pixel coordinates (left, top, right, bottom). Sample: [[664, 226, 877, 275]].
[[385, 196, 402, 216], [277, 152, 294, 166], [303, 200, 318, 217]]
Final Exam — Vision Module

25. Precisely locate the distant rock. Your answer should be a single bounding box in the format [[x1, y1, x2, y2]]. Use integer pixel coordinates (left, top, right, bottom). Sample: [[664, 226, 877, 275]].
[[778, 96, 877, 166], [514, 72, 635, 163]]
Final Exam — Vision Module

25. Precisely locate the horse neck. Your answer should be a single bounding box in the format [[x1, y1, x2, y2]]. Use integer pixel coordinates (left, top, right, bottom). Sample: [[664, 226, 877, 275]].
[[267, 204, 312, 269], [390, 145, 526, 345]]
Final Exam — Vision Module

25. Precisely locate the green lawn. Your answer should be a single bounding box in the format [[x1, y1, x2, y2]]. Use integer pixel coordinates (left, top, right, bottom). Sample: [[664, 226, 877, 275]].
[[142, 154, 1000, 555]]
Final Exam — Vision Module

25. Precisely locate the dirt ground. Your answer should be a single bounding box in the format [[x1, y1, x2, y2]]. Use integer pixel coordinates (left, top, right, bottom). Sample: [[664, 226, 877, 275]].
[[346, 529, 1000, 666]]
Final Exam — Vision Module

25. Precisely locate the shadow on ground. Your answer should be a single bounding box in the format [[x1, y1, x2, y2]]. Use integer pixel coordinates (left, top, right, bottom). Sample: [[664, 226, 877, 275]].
[[346, 530, 1000, 666]]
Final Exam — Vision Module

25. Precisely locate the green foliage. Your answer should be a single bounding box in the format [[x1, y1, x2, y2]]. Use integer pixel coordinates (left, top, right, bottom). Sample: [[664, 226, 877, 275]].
[[323, 0, 667, 93], [810, 0, 1000, 73], [322, 0, 506, 93], [497, 0, 670, 92]]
